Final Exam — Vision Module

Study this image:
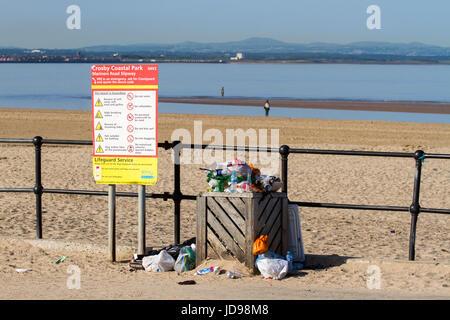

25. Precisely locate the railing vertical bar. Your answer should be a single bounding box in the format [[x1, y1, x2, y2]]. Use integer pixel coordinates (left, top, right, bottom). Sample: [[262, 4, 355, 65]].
[[279, 145, 290, 195], [408, 150, 424, 261], [33, 136, 43, 239], [173, 141, 182, 244]]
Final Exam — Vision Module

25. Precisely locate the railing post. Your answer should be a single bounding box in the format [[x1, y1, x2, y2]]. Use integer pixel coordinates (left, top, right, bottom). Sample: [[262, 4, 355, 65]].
[[408, 150, 424, 261], [173, 140, 182, 244], [137, 184, 146, 256], [279, 145, 290, 195], [33, 136, 43, 239]]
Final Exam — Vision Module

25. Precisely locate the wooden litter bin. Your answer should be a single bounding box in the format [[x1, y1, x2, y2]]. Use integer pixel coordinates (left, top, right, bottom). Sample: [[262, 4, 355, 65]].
[[196, 192, 288, 273]]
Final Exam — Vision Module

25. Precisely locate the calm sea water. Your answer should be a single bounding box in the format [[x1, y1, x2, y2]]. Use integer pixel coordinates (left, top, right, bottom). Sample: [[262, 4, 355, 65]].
[[1, 63, 450, 123]]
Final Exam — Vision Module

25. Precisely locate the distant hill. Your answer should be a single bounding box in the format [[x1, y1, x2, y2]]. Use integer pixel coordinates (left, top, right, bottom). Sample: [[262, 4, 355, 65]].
[[3, 38, 450, 64]]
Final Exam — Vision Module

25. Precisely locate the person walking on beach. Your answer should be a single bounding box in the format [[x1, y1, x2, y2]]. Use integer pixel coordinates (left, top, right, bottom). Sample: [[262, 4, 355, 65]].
[[221, 87, 224, 97], [264, 99, 270, 117]]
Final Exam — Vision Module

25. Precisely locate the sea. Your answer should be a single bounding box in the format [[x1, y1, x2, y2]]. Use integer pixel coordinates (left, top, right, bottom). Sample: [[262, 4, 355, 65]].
[[1, 63, 450, 123]]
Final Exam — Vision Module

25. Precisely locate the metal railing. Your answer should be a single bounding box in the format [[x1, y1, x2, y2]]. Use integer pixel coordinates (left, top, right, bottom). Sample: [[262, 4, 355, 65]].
[[0, 136, 449, 261]]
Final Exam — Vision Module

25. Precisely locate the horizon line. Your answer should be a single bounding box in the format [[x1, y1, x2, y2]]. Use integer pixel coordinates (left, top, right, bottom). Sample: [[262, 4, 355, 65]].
[[1, 37, 449, 51]]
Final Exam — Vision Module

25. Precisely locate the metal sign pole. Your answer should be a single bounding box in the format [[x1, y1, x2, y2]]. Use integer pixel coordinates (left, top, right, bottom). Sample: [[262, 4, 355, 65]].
[[138, 184, 146, 256], [108, 184, 117, 262]]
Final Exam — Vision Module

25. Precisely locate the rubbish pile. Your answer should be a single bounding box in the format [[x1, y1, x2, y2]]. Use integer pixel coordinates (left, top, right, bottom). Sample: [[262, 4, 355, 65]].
[[128, 237, 197, 273], [129, 238, 246, 280], [253, 234, 303, 280], [202, 159, 282, 193]]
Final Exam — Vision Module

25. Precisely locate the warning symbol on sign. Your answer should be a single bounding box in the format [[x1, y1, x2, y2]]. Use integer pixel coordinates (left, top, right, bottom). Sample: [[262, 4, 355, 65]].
[[96, 122, 103, 130], [127, 145, 134, 153], [96, 145, 104, 153], [95, 110, 103, 119], [95, 98, 103, 107], [96, 133, 104, 142]]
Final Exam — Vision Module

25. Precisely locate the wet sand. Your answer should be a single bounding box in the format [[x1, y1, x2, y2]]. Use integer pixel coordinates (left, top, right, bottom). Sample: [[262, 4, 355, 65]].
[[160, 97, 450, 114]]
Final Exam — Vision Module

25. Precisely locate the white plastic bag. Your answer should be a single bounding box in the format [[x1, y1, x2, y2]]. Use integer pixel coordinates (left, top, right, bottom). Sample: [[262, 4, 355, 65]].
[[256, 258, 288, 280], [142, 250, 175, 272]]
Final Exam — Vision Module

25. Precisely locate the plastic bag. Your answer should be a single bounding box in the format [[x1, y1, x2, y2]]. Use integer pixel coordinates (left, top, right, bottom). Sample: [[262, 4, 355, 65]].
[[255, 257, 288, 280], [146, 237, 196, 260], [142, 250, 175, 272], [252, 235, 269, 255], [174, 245, 196, 273], [255, 251, 285, 263]]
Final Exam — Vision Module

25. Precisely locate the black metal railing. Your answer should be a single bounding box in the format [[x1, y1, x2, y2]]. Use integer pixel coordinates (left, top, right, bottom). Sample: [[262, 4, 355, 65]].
[[0, 136, 449, 261]]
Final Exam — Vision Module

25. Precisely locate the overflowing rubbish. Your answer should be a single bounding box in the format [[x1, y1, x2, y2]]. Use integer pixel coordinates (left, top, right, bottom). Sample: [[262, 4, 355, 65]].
[[146, 237, 196, 260], [194, 266, 220, 275], [252, 235, 269, 255], [142, 250, 175, 272], [202, 159, 282, 193]]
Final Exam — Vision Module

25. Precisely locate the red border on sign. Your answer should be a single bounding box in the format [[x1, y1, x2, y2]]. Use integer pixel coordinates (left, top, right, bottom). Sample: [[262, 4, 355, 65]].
[[91, 88, 158, 158], [91, 64, 158, 158]]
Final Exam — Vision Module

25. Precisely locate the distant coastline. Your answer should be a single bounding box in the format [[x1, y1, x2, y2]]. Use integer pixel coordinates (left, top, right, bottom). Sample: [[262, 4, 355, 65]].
[[3, 37, 450, 64], [2, 59, 450, 65]]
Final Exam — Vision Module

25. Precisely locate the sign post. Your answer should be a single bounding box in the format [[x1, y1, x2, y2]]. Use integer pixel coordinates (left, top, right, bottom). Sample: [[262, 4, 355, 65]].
[[91, 65, 158, 260], [108, 184, 116, 262]]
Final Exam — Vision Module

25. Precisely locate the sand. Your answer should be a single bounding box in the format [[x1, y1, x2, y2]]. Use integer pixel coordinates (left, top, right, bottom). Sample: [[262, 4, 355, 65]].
[[0, 107, 449, 300], [159, 97, 450, 114]]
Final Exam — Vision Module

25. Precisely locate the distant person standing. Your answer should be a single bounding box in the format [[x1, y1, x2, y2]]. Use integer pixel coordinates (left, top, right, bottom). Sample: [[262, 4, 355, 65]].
[[221, 87, 224, 97], [264, 99, 270, 117]]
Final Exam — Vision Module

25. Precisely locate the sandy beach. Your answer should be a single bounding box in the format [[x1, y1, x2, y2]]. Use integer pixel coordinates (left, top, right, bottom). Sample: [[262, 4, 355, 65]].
[[0, 107, 449, 300]]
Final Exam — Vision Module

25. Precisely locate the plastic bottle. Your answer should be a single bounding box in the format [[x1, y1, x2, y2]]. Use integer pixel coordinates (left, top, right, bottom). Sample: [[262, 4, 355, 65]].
[[226, 270, 242, 279], [286, 251, 293, 273], [229, 172, 238, 193], [195, 266, 219, 275]]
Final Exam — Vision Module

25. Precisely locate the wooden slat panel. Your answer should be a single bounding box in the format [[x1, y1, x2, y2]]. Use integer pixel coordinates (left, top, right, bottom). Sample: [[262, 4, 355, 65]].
[[214, 197, 246, 233], [255, 198, 280, 235], [266, 214, 281, 246], [268, 221, 282, 254], [207, 209, 246, 261], [227, 197, 247, 220], [207, 227, 231, 259], [196, 196, 207, 266], [245, 196, 257, 272], [256, 195, 272, 221], [206, 241, 219, 259], [207, 198, 246, 250]]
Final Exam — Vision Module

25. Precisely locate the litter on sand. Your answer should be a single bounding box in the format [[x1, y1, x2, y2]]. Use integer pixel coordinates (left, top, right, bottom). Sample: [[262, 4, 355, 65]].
[[54, 256, 67, 264], [178, 280, 197, 285]]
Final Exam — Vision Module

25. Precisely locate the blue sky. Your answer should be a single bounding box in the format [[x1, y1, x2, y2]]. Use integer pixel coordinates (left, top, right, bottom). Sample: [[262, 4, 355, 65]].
[[1, 0, 450, 48]]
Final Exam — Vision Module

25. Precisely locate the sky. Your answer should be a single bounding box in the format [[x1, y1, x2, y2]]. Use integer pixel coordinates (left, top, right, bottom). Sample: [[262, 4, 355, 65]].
[[1, 0, 450, 48]]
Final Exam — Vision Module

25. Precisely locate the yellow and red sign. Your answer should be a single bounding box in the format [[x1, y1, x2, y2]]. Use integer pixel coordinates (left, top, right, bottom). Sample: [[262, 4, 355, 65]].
[[91, 65, 158, 185]]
